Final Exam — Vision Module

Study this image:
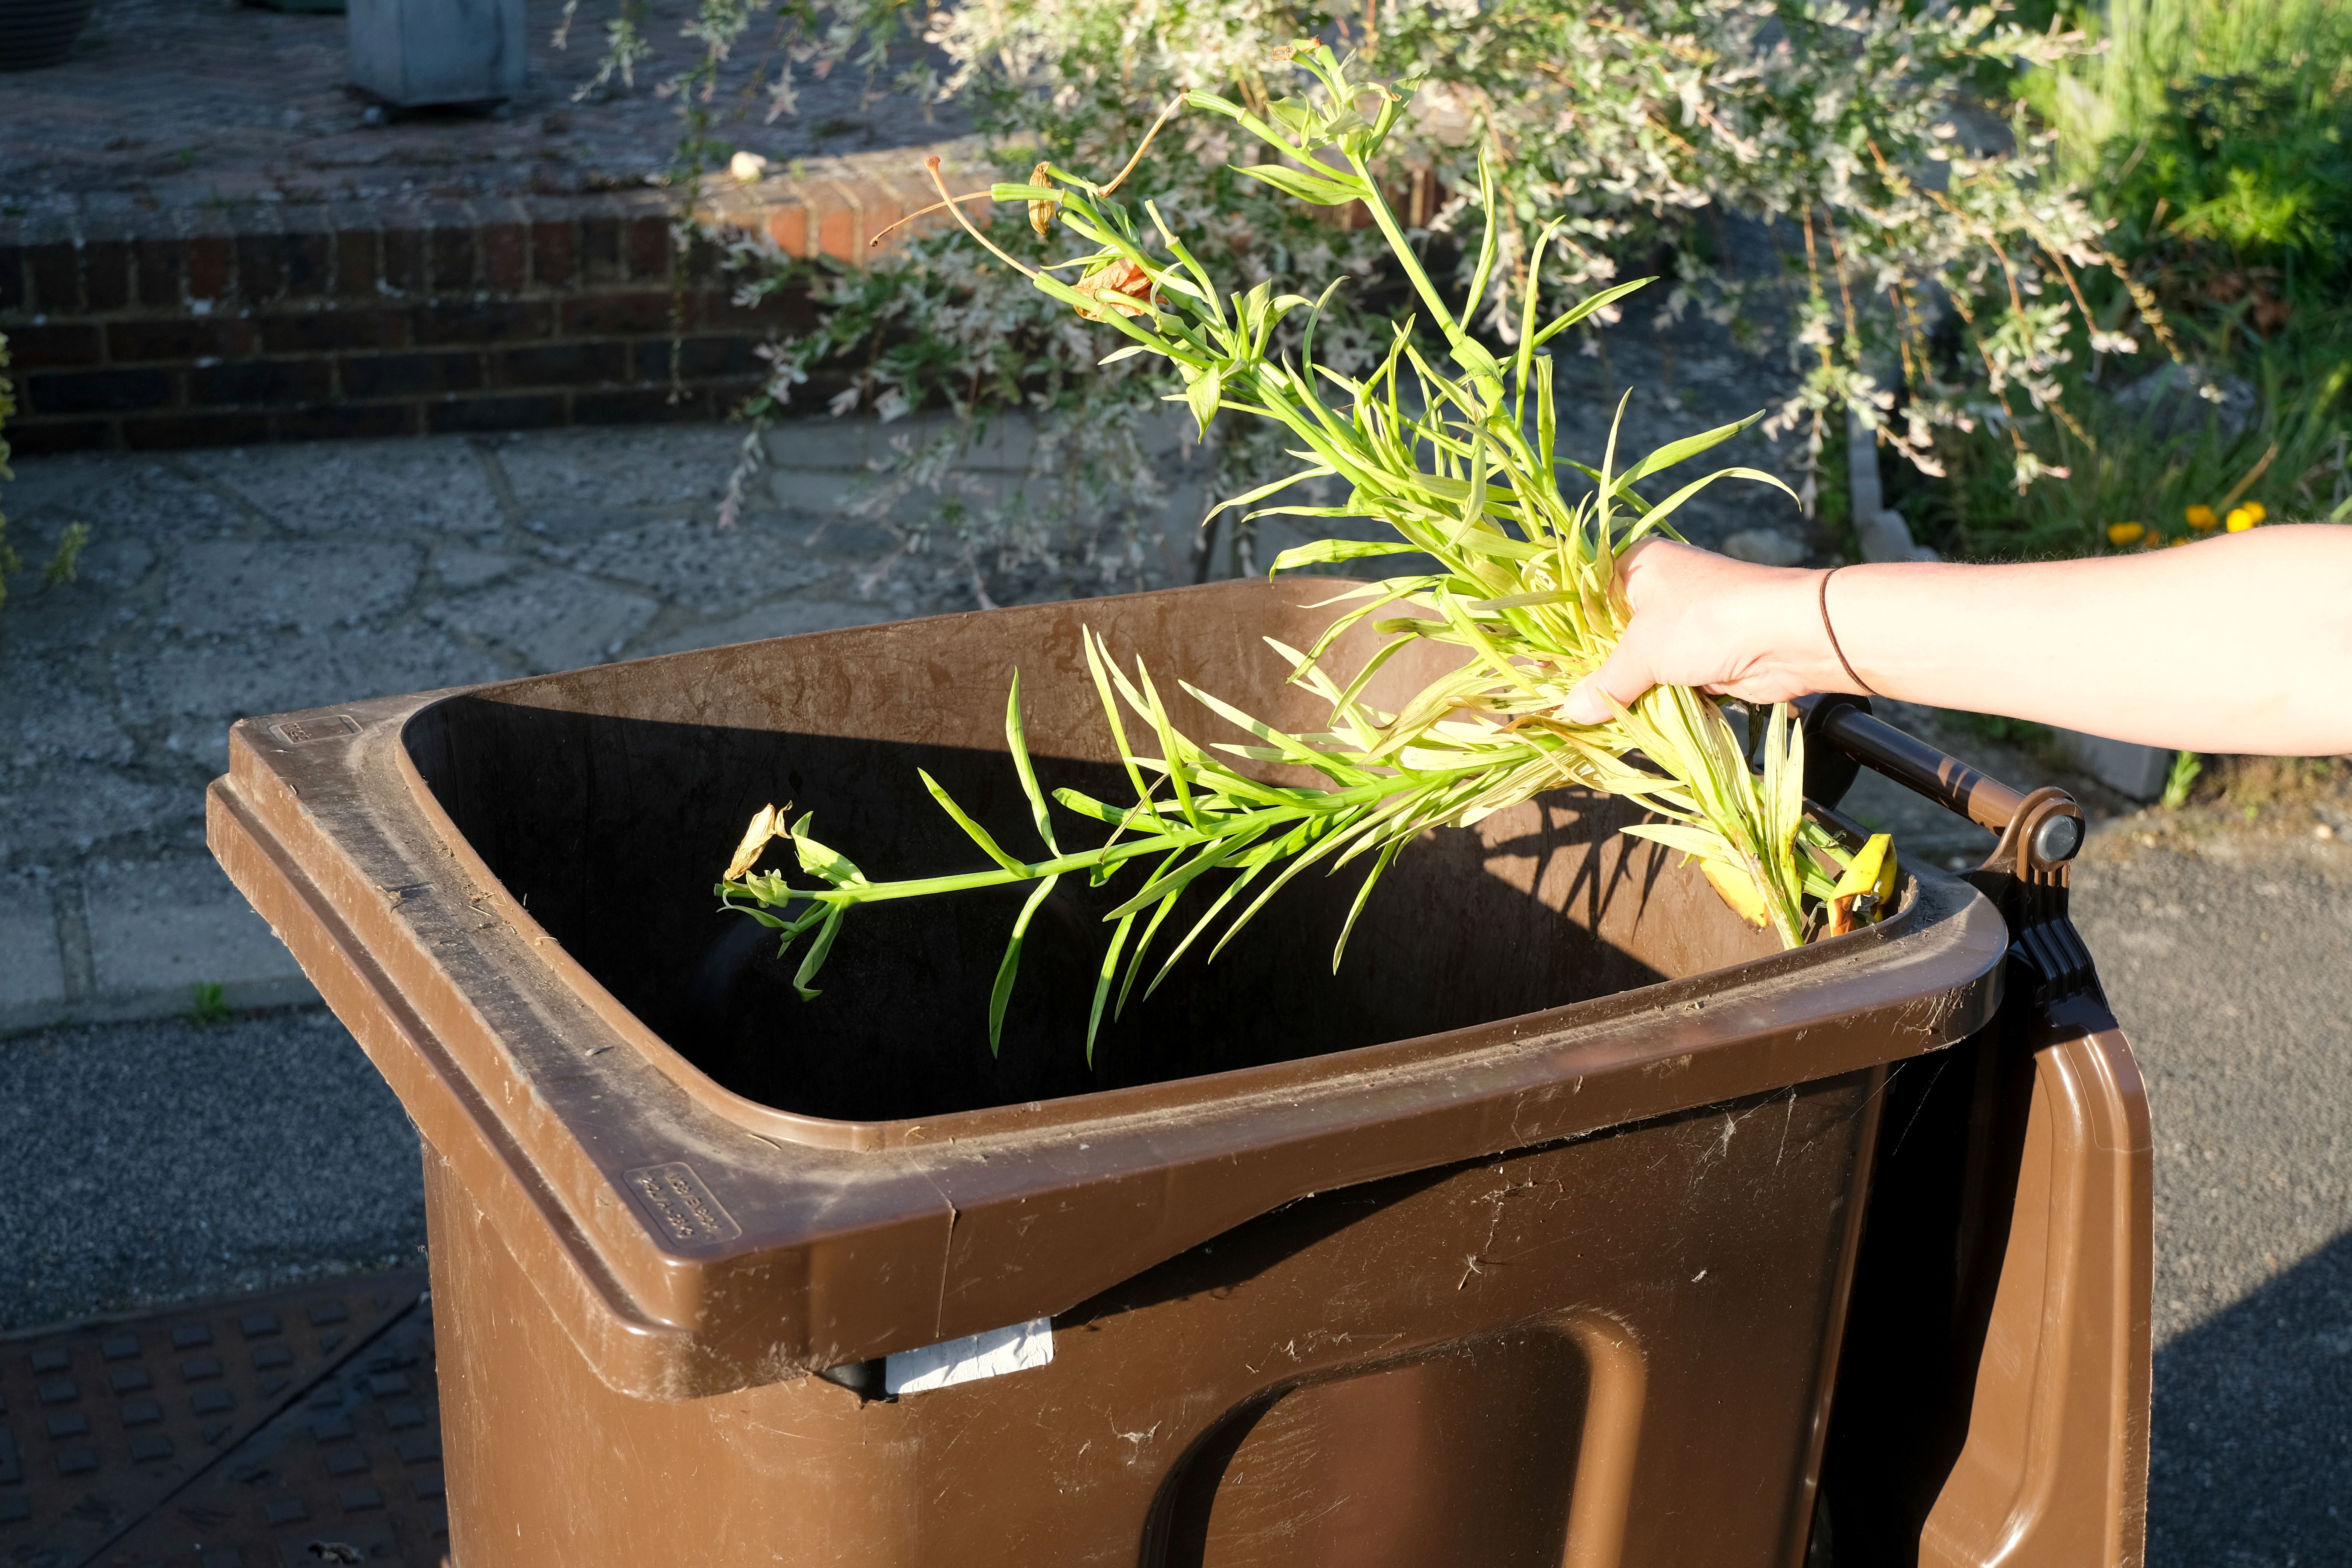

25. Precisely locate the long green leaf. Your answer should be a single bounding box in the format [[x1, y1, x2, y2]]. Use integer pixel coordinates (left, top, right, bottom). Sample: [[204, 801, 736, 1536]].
[[1085, 910, 1138, 1065], [1233, 161, 1366, 206], [791, 906, 845, 1001], [1530, 277, 1656, 349], [1610, 412, 1763, 494], [919, 770, 1028, 875], [1268, 537, 1425, 574], [987, 873, 1061, 1055], [1002, 671, 1060, 856]]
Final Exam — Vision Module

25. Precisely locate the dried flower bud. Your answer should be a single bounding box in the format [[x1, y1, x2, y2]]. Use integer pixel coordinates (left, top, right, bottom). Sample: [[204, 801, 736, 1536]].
[[1027, 161, 1058, 239], [724, 803, 788, 881]]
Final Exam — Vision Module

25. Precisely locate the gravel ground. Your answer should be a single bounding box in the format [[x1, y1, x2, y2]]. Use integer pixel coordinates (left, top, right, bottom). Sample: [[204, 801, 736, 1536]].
[[0, 1006, 426, 1333], [2073, 828, 2352, 1566]]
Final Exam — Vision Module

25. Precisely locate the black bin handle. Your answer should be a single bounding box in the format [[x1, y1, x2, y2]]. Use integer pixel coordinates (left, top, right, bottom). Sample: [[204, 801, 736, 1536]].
[[1788, 694, 2086, 881]]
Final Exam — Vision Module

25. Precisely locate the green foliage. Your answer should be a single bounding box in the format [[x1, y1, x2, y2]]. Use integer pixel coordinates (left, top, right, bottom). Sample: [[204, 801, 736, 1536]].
[[1950, 710, 2055, 752], [598, 0, 2134, 592], [1913, 332, 2350, 560], [2161, 749, 2203, 810], [719, 49, 1886, 1055], [1911, 0, 2352, 564], [44, 521, 89, 587], [1814, 414, 1855, 562], [187, 983, 230, 1027], [2035, 0, 2352, 287]]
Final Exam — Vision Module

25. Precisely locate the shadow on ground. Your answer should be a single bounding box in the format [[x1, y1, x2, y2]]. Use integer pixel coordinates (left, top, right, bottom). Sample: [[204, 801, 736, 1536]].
[[2150, 1228, 2352, 1565]]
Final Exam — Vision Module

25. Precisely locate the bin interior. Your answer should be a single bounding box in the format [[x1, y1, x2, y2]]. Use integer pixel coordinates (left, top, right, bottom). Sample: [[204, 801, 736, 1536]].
[[401, 591, 1777, 1124]]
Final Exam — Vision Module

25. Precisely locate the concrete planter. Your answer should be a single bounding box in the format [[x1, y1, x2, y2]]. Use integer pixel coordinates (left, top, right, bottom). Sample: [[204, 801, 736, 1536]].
[[0, 0, 96, 70], [2051, 728, 2176, 802], [348, 0, 522, 107]]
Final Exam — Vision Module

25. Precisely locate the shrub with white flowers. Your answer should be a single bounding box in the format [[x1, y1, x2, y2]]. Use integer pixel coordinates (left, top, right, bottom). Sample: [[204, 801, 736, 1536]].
[[618, 0, 2128, 600]]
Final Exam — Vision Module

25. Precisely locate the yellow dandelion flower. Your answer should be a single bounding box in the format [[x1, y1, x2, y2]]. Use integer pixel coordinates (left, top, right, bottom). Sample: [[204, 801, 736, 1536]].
[[2169, 536, 2191, 547], [2185, 504, 2218, 530], [2107, 521, 2145, 546], [2226, 507, 2258, 532], [2244, 501, 2268, 523]]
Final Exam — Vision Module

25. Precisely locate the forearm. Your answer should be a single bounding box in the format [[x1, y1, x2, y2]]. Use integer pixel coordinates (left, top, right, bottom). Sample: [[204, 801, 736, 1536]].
[[1824, 527, 2352, 755]]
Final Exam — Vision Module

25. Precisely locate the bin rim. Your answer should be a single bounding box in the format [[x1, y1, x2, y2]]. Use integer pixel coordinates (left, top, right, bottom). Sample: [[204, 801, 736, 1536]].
[[392, 628, 1953, 1156], [211, 593, 2012, 1391]]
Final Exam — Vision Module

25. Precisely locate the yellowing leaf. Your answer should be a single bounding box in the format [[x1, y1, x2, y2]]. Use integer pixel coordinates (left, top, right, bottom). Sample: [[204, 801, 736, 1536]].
[[1830, 833, 1891, 902], [1703, 859, 1770, 929], [1828, 832, 1898, 935]]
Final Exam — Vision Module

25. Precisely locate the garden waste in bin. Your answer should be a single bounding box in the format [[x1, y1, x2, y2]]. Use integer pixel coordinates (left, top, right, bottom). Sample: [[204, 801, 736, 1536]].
[[207, 577, 2150, 1568]]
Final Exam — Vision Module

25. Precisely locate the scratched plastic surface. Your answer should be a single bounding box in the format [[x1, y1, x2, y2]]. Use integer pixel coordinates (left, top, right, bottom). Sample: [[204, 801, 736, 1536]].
[[207, 577, 2145, 1567]]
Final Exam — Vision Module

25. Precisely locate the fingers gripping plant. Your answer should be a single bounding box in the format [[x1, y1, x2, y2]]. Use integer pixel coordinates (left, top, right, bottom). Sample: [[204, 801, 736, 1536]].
[[718, 46, 1890, 1058]]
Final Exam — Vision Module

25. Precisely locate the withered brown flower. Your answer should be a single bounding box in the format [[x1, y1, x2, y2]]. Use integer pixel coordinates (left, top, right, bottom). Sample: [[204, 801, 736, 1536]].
[[1027, 161, 1058, 239], [1070, 257, 1159, 321]]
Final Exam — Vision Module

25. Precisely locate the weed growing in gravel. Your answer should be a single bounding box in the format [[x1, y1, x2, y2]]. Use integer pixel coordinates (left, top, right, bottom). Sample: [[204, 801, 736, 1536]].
[[187, 983, 231, 1028], [0, 332, 96, 618]]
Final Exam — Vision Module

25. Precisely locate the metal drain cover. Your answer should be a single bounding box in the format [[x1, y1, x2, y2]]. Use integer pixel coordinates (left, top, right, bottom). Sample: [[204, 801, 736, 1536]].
[[0, 1273, 429, 1568]]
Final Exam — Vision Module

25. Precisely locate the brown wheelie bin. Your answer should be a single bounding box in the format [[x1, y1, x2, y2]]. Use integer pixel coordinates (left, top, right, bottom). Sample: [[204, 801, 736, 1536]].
[[207, 577, 2150, 1568]]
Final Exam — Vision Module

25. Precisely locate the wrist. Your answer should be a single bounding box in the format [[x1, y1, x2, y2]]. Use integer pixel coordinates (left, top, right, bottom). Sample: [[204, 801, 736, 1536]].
[[1738, 566, 1851, 698], [1813, 567, 1877, 697]]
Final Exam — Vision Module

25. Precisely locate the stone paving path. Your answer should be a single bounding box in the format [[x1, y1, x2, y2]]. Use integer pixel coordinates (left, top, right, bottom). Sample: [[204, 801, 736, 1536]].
[[1, 414, 1161, 1029]]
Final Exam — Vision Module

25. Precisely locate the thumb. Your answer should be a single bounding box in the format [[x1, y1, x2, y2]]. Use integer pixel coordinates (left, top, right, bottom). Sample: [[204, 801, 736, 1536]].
[[1560, 633, 1659, 726]]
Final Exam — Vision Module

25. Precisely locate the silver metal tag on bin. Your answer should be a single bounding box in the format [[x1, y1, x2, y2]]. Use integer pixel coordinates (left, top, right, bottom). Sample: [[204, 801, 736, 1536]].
[[884, 1318, 1055, 1396]]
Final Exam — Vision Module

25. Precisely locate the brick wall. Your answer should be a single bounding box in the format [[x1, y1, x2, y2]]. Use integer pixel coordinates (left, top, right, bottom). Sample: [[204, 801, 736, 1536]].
[[0, 148, 979, 454]]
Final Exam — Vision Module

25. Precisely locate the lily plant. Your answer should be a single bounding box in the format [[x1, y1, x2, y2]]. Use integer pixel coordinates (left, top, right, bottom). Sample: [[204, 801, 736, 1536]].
[[719, 43, 1896, 1058]]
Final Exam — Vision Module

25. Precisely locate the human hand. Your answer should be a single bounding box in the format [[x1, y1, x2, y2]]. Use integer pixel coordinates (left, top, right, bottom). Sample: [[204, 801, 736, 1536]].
[[1559, 540, 1847, 724]]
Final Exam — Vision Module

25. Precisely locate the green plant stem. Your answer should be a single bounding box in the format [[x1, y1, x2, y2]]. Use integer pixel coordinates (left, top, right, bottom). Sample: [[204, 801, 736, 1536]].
[[722, 47, 1877, 1048]]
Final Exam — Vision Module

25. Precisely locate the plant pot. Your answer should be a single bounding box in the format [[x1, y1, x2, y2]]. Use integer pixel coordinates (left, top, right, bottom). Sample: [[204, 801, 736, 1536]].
[[347, 0, 522, 106], [0, 0, 96, 70]]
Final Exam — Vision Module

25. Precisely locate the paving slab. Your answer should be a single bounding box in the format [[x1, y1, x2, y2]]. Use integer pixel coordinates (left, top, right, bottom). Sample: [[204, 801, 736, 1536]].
[[530, 514, 831, 613], [159, 543, 426, 638], [419, 570, 663, 672], [114, 623, 505, 776], [2, 417, 1181, 1035], [492, 421, 755, 514], [0, 884, 68, 1031], [177, 445, 510, 542], [640, 597, 896, 655], [86, 856, 317, 1022]]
